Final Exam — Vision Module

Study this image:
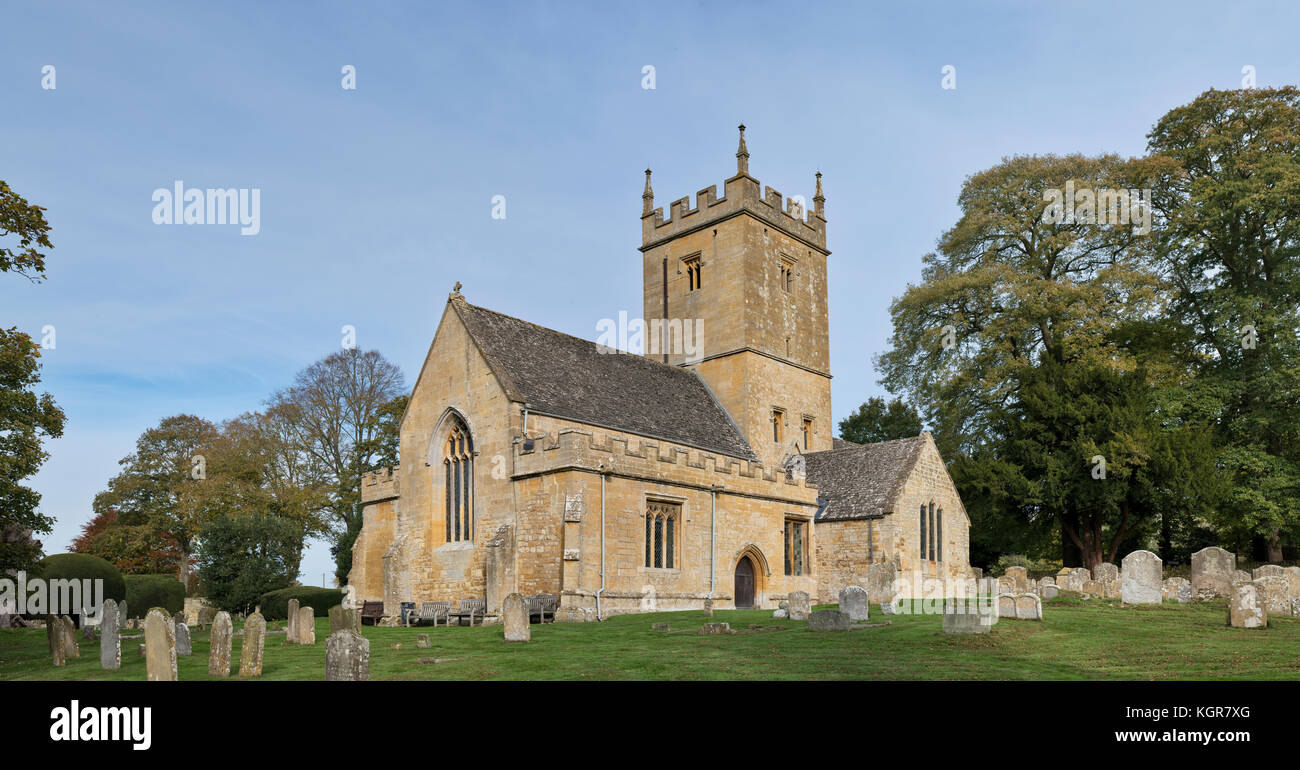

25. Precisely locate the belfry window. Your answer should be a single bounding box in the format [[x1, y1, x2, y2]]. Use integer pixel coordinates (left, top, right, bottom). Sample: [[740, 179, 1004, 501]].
[[779, 257, 795, 293], [684, 256, 702, 292], [443, 419, 474, 543], [802, 417, 813, 450], [645, 501, 679, 569], [772, 409, 785, 443]]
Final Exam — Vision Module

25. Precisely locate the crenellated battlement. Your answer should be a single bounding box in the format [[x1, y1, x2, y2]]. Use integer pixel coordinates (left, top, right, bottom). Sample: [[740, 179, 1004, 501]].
[[639, 125, 827, 252], [361, 465, 400, 504], [512, 426, 818, 501]]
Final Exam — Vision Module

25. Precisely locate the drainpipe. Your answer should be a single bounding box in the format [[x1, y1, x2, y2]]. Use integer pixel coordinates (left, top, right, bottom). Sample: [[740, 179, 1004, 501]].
[[596, 467, 608, 620], [709, 485, 723, 603]]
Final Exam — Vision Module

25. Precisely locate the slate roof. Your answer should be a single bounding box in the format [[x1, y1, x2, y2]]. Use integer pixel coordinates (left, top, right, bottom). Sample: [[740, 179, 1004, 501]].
[[452, 299, 758, 461], [803, 435, 929, 521]]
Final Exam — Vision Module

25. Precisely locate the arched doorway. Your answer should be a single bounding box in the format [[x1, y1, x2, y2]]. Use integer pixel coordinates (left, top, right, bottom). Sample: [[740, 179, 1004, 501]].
[[734, 557, 755, 609]]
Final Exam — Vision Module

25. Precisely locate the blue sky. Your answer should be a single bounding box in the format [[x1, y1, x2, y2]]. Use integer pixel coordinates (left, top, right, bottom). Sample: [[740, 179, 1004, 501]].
[[3, 1, 1296, 584]]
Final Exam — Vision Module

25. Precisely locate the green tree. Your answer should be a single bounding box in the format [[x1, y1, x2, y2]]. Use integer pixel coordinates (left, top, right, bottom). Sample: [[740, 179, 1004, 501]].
[[194, 514, 299, 614], [1142, 87, 1300, 560], [838, 396, 923, 444], [0, 180, 53, 281], [332, 393, 407, 583]]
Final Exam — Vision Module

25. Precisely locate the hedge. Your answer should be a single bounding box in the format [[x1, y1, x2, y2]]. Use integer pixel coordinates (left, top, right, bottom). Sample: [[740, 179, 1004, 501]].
[[36, 554, 127, 605], [258, 586, 345, 620], [123, 574, 187, 617]]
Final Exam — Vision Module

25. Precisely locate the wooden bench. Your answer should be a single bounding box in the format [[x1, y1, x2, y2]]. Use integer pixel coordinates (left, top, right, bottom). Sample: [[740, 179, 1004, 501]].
[[448, 598, 485, 626], [414, 601, 451, 627], [527, 593, 558, 624], [360, 601, 385, 626]]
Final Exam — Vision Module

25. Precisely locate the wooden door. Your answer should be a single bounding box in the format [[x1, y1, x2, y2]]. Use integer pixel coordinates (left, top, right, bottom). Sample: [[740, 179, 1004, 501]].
[[734, 557, 755, 608]]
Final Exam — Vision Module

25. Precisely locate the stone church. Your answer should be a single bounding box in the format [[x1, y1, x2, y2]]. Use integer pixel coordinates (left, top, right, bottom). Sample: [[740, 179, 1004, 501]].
[[348, 127, 970, 620]]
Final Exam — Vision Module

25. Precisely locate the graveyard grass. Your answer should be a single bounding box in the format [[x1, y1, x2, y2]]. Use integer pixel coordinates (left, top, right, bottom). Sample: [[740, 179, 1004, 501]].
[[3, 595, 1299, 680]]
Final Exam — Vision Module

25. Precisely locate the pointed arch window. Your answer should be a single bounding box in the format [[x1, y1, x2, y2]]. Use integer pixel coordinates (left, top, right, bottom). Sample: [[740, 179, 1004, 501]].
[[443, 419, 474, 542]]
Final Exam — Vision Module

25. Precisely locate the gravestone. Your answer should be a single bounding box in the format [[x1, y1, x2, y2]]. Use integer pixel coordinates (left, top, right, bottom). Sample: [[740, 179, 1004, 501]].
[[942, 605, 997, 634], [1235, 570, 1252, 584], [48, 616, 67, 667], [772, 609, 788, 619], [1014, 594, 1043, 620], [651, 623, 670, 631], [197, 606, 217, 630], [416, 634, 431, 649], [175, 621, 192, 656], [1228, 583, 1267, 629], [808, 609, 850, 631], [1041, 584, 1060, 600], [325, 631, 370, 681], [328, 604, 360, 635], [702, 597, 714, 617], [100, 598, 120, 670], [698, 622, 733, 635], [59, 616, 79, 659], [503, 593, 530, 642], [1252, 576, 1292, 617], [1162, 577, 1191, 602], [118, 600, 128, 628], [1190, 547, 1235, 600], [1004, 566, 1028, 593], [997, 577, 1015, 596], [1253, 564, 1285, 580], [838, 585, 870, 622], [997, 594, 1016, 618], [285, 598, 300, 644], [209, 611, 232, 677], [1120, 550, 1162, 605], [867, 562, 900, 610], [786, 591, 811, 621], [1103, 579, 1121, 599], [297, 606, 315, 645], [1039, 576, 1056, 588], [144, 608, 178, 681], [239, 612, 266, 678], [1081, 580, 1103, 598], [1093, 562, 1119, 583]]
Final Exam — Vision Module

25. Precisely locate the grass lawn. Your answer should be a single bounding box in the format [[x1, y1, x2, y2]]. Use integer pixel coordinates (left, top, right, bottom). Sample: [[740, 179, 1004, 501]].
[[2, 595, 1298, 681]]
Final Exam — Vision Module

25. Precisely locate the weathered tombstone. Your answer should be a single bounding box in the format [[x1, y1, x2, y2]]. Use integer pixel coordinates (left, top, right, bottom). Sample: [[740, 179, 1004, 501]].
[[100, 598, 121, 670], [1093, 562, 1119, 583], [942, 605, 997, 634], [416, 633, 431, 649], [1103, 579, 1122, 599], [502, 593, 530, 642], [285, 598, 300, 644], [997, 594, 1016, 618], [1120, 551, 1162, 605], [49, 616, 67, 667], [867, 562, 900, 609], [1252, 576, 1292, 617], [1190, 547, 1235, 600], [702, 597, 714, 617], [698, 622, 733, 635], [59, 616, 79, 658], [1228, 583, 1267, 629], [651, 623, 670, 631], [1004, 566, 1028, 593], [325, 631, 370, 681], [1041, 584, 1060, 600], [1015, 594, 1043, 620], [1235, 570, 1252, 584], [328, 604, 360, 635], [1162, 577, 1191, 602], [144, 608, 178, 681], [772, 609, 788, 619], [838, 585, 870, 622], [209, 611, 232, 677], [1081, 580, 1103, 598], [786, 590, 811, 621], [1039, 576, 1055, 588], [175, 620, 192, 656], [197, 606, 217, 630], [808, 609, 850, 631], [118, 600, 128, 629], [297, 606, 315, 645], [997, 576, 1015, 595], [239, 612, 266, 678], [1253, 564, 1285, 579]]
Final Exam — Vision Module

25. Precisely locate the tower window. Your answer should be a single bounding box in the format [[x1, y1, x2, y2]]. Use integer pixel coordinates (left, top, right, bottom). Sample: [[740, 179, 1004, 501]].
[[784, 518, 808, 576], [772, 409, 785, 443], [644, 501, 680, 569], [683, 255, 702, 291], [779, 257, 796, 293], [802, 417, 813, 449]]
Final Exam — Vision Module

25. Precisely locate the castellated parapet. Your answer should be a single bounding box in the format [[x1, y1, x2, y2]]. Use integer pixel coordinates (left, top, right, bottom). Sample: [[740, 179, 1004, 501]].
[[513, 427, 819, 504], [361, 465, 400, 504]]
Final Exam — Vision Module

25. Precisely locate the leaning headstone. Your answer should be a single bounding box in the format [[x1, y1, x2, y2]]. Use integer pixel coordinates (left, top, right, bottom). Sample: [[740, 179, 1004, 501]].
[[502, 593, 530, 642], [209, 611, 232, 677], [1252, 576, 1292, 617], [1004, 566, 1028, 593], [175, 621, 192, 656], [59, 616, 79, 659], [1015, 594, 1043, 620], [296, 606, 315, 645], [786, 591, 811, 621], [239, 612, 266, 678], [867, 562, 900, 609], [698, 622, 733, 635], [1093, 562, 1119, 583], [1190, 547, 1235, 600], [144, 608, 178, 681], [808, 609, 850, 631], [1228, 583, 1267, 629], [838, 585, 870, 622], [1120, 550, 1162, 605], [325, 631, 370, 681], [285, 598, 300, 644], [328, 604, 360, 635], [99, 598, 121, 670]]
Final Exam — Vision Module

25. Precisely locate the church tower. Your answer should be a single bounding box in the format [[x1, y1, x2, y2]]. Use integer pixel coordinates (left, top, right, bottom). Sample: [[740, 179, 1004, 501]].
[[639, 125, 832, 468]]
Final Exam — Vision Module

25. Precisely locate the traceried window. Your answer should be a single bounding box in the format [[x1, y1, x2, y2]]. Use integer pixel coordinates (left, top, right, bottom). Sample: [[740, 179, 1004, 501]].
[[684, 255, 702, 292], [784, 518, 808, 576], [779, 257, 795, 293], [443, 419, 474, 542], [644, 501, 679, 569]]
